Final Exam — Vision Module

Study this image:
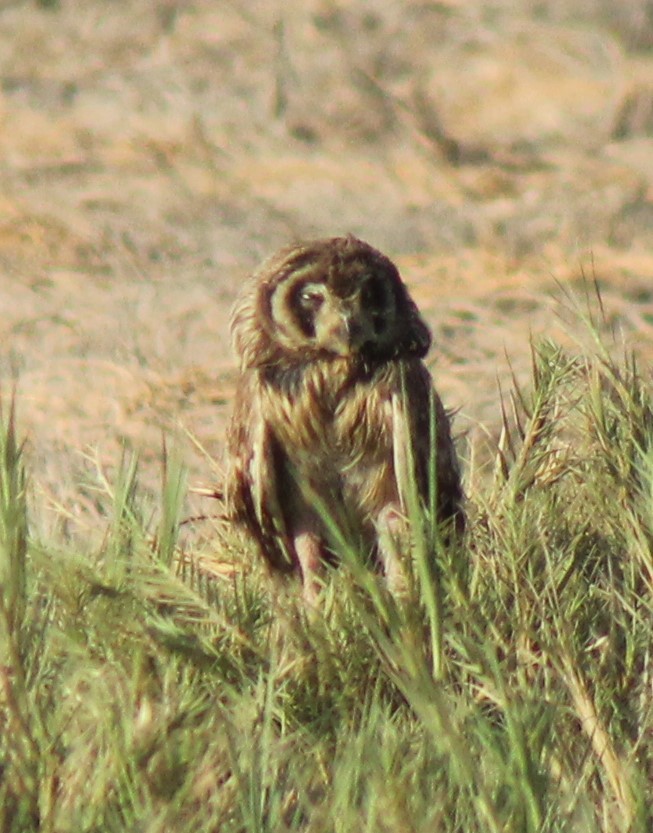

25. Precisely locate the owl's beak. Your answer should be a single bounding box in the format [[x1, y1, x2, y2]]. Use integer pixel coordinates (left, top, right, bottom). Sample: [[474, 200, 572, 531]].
[[320, 311, 362, 356], [324, 316, 353, 355]]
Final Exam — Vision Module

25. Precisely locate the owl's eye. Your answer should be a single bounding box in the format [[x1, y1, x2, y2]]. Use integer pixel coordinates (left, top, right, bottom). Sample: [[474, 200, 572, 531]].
[[292, 284, 326, 338], [298, 286, 325, 311]]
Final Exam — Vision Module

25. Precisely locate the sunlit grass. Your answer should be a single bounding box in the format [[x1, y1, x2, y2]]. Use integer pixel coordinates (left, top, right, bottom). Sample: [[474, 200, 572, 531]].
[[2, 296, 653, 832]]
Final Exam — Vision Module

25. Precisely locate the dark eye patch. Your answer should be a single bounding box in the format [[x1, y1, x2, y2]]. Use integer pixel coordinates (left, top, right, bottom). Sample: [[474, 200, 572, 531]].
[[361, 274, 388, 310], [298, 286, 325, 311], [290, 282, 325, 338], [360, 274, 394, 336]]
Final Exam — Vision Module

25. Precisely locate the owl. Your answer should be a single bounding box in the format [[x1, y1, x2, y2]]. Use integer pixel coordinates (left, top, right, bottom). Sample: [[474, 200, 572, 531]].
[[225, 235, 464, 603]]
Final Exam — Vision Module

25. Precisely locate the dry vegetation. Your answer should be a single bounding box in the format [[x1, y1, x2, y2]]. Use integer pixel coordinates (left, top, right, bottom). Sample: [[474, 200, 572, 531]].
[[1, 0, 653, 830]]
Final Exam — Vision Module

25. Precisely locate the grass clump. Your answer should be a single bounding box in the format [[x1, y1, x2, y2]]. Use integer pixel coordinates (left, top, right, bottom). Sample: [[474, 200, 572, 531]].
[[2, 302, 653, 832]]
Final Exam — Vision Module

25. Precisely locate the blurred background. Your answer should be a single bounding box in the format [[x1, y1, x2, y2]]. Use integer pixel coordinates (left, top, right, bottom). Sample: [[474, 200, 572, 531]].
[[0, 0, 652, 522]]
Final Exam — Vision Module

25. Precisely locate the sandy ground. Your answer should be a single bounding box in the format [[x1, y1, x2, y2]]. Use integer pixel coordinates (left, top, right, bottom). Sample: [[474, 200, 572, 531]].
[[1, 0, 652, 531]]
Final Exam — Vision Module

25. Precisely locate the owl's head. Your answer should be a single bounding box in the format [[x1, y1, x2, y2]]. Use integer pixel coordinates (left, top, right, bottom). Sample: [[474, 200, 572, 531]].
[[231, 236, 431, 369]]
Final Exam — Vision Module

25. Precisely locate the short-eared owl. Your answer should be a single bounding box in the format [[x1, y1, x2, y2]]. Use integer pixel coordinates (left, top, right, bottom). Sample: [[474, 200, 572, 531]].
[[225, 235, 463, 602]]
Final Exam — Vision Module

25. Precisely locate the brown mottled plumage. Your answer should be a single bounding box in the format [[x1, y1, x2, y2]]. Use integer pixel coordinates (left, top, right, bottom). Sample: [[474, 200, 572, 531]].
[[225, 235, 463, 602]]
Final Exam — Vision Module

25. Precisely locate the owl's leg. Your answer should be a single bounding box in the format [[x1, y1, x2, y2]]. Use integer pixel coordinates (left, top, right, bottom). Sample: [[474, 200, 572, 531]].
[[375, 504, 411, 596], [292, 521, 326, 606]]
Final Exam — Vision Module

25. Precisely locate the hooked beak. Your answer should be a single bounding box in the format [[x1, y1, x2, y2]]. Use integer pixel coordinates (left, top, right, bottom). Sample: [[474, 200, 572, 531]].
[[321, 310, 368, 356], [323, 314, 353, 356]]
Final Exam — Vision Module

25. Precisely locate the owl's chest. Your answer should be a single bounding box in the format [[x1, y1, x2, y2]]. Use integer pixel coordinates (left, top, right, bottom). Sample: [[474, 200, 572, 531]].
[[260, 361, 396, 470]]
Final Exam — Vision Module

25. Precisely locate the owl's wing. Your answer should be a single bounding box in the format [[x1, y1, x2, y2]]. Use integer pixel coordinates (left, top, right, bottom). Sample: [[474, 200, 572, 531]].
[[225, 371, 296, 572], [391, 360, 464, 532]]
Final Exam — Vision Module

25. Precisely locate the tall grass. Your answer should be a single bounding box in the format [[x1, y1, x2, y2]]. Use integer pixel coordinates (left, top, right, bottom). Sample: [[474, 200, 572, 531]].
[[2, 302, 653, 831]]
